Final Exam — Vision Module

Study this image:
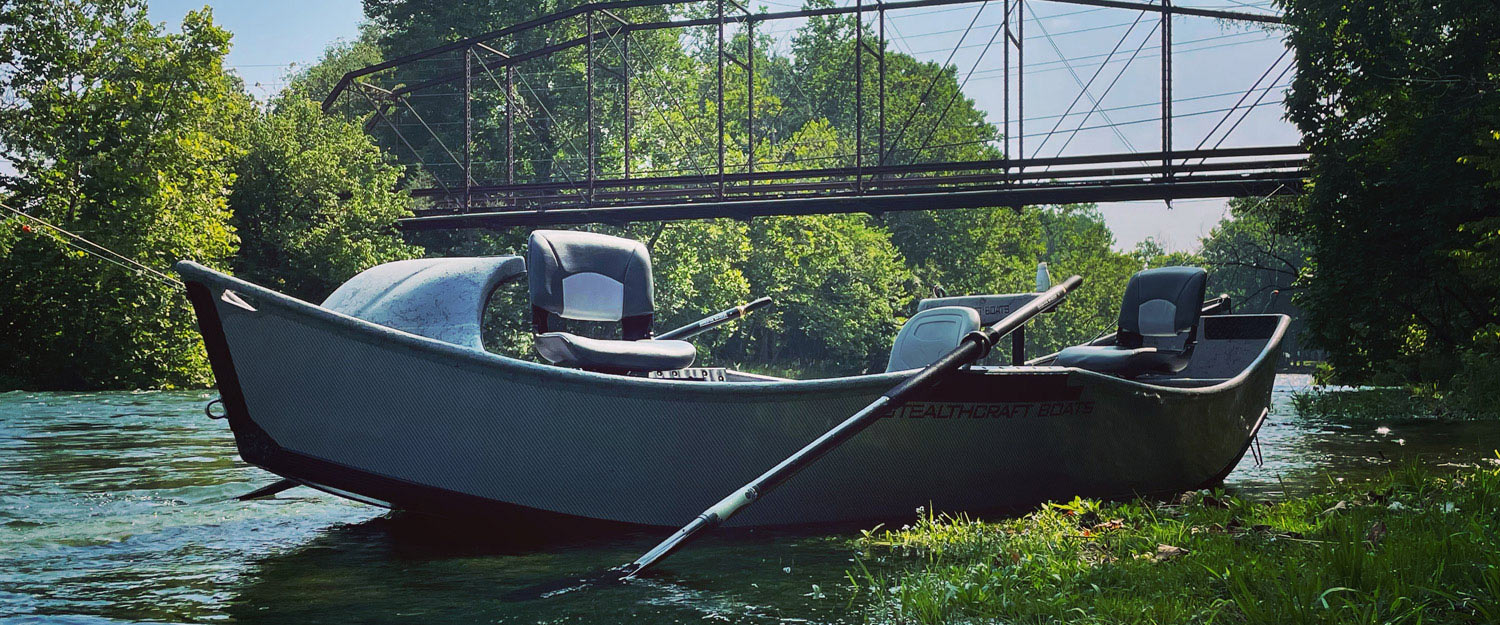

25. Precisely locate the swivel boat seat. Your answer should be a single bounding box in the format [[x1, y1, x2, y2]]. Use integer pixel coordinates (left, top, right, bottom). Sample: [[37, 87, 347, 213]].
[[527, 230, 696, 374], [1055, 266, 1208, 379]]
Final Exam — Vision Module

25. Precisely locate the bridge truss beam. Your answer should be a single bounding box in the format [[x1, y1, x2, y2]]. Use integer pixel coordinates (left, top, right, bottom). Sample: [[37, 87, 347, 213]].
[[324, 0, 1302, 230]]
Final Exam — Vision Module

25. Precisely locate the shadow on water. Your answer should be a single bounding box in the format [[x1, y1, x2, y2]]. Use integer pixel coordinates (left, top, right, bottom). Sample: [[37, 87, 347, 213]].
[[224, 514, 864, 624], [6, 377, 1500, 623]]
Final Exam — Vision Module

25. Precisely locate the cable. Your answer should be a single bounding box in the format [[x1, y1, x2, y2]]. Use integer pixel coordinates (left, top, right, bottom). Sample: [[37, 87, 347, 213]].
[[1203, 61, 1294, 154], [1025, 1, 1137, 152], [1190, 47, 1289, 155], [881, 0, 992, 164], [1029, 7, 1153, 158], [907, 29, 1276, 72], [1046, 19, 1161, 160], [905, 3, 1012, 162]]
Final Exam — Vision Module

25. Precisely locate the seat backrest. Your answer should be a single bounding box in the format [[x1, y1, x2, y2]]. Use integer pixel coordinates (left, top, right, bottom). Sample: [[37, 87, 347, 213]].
[[1117, 266, 1208, 352], [886, 306, 981, 372], [528, 230, 656, 339]]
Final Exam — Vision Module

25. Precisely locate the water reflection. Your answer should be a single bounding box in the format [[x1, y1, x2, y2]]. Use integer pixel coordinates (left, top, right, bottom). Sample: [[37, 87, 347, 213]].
[[1226, 375, 1500, 497], [3, 377, 1500, 623], [225, 518, 859, 624]]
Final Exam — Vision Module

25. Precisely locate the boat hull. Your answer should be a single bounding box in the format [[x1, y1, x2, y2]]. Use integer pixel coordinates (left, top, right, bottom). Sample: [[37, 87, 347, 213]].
[[181, 263, 1284, 528]]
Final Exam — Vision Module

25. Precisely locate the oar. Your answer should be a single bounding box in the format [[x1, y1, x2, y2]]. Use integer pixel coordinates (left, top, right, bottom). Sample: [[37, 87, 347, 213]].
[[620, 274, 1084, 579], [236, 478, 300, 501]]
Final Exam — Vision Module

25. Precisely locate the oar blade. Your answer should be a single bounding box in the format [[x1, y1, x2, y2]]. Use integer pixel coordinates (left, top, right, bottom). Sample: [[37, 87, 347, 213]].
[[499, 566, 634, 602]]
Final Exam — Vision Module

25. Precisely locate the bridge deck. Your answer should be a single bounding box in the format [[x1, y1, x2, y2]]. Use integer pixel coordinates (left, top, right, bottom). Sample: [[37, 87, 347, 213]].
[[402, 146, 1304, 229]]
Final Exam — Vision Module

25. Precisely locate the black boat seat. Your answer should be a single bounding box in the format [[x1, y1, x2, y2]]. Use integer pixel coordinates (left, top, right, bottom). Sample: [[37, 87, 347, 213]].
[[527, 230, 695, 372], [1056, 266, 1207, 378], [1052, 344, 1191, 379], [533, 332, 696, 373], [886, 306, 982, 372]]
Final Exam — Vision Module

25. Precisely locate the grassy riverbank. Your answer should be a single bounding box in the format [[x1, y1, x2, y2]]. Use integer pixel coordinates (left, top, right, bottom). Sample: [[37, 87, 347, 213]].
[[849, 461, 1500, 624]]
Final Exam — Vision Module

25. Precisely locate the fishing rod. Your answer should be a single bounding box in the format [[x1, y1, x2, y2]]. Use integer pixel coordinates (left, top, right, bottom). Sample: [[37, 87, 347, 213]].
[[621, 274, 1084, 578], [2, 201, 184, 289], [654, 297, 773, 341]]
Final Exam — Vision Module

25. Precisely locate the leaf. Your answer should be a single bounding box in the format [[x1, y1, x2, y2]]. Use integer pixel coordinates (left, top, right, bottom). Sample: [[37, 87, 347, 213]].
[[1364, 520, 1387, 550], [1152, 544, 1189, 563]]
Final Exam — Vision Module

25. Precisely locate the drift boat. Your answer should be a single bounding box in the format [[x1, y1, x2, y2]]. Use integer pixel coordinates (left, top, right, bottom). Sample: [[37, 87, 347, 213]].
[[178, 230, 1287, 529]]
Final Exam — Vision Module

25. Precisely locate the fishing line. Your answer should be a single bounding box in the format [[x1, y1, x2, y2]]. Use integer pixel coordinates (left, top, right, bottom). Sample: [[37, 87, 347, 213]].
[[1, 201, 184, 289]]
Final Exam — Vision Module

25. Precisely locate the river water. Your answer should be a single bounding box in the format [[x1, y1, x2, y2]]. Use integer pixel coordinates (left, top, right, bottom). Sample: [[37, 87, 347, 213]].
[[4, 375, 1500, 624]]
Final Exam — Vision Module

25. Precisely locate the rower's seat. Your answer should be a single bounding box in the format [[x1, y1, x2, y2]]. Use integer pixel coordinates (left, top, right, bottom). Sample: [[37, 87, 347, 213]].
[[528, 230, 695, 373], [886, 306, 981, 372], [1055, 266, 1207, 378]]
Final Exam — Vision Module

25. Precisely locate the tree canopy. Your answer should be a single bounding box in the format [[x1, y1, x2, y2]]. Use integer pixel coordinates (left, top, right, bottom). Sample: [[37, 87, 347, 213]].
[[0, 1, 248, 389], [1279, 0, 1500, 386], [229, 95, 421, 301], [0, 1, 424, 390]]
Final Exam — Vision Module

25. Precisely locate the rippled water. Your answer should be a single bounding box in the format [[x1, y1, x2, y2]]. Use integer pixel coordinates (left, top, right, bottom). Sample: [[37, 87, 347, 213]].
[[4, 376, 1500, 623]]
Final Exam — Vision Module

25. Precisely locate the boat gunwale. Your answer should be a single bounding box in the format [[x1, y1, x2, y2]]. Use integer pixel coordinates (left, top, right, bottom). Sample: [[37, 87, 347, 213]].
[[174, 260, 1289, 402]]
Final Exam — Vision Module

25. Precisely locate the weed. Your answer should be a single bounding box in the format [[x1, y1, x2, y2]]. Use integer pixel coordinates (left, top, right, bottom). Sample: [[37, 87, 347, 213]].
[[848, 460, 1500, 624]]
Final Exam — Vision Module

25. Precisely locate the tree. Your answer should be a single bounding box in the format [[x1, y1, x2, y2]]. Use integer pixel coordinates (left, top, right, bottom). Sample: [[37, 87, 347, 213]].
[[1279, 0, 1500, 385], [740, 214, 915, 374], [0, 2, 249, 390], [229, 95, 421, 302], [1199, 197, 1306, 314], [1027, 205, 1144, 356]]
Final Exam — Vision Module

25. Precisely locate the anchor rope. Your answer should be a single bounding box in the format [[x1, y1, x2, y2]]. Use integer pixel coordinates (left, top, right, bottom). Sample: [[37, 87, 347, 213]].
[[1, 200, 184, 289]]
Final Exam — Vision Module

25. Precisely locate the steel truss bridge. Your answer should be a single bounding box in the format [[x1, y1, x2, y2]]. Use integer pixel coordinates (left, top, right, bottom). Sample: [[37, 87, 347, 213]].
[[324, 0, 1303, 230]]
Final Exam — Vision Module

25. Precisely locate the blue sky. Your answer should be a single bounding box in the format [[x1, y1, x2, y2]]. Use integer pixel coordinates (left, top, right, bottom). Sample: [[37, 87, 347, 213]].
[[145, 0, 1294, 252], [147, 1, 364, 100]]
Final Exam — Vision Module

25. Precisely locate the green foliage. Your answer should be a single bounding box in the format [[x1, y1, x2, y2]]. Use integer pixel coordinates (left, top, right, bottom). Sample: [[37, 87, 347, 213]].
[[229, 95, 421, 302], [1291, 388, 1450, 422], [739, 215, 913, 374], [0, 1, 249, 390], [1279, 0, 1500, 386], [1201, 196, 1307, 314], [886, 208, 1043, 300], [1448, 325, 1500, 418], [1027, 206, 1146, 356], [852, 462, 1500, 624]]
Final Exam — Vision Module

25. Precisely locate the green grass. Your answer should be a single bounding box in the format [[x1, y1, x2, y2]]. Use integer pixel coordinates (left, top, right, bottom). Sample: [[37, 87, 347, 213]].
[[847, 460, 1500, 624]]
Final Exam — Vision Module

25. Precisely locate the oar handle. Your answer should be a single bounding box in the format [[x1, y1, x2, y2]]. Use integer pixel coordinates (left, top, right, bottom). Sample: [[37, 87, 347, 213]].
[[622, 275, 1084, 578]]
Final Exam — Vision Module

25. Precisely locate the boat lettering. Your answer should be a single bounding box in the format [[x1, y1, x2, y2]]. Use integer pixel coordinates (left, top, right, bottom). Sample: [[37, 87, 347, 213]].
[[886, 401, 1094, 419]]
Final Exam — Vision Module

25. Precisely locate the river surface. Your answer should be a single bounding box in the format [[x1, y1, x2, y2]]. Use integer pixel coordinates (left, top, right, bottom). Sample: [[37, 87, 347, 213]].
[[4, 375, 1500, 624]]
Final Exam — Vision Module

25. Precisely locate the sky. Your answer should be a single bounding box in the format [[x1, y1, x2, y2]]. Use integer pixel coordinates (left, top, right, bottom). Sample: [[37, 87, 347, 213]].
[[144, 0, 1296, 253]]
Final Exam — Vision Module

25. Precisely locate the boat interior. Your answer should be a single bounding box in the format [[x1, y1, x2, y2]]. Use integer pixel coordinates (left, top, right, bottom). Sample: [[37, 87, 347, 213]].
[[318, 230, 1283, 386]]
